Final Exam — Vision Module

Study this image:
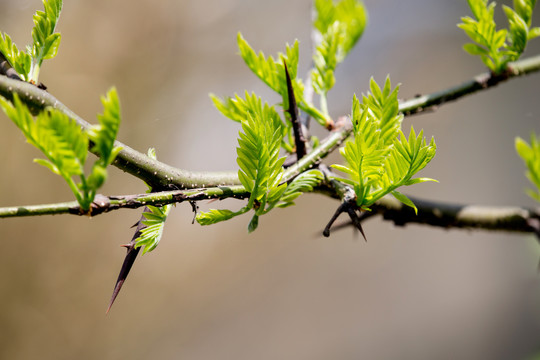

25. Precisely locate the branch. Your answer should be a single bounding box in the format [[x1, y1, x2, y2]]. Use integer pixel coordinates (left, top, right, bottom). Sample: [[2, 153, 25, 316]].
[[0, 186, 248, 218], [399, 54, 540, 116], [331, 194, 540, 235], [2, 55, 540, 219], [0, 75, 239, 189]]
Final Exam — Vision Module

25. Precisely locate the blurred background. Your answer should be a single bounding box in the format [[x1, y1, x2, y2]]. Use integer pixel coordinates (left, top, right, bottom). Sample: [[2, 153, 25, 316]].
[[1, 0, 540, 359]]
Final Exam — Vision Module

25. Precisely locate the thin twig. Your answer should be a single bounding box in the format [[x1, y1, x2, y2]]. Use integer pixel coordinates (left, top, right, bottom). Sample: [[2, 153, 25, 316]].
[[399, 55, 540, 115], [0, 186, 248, 218]]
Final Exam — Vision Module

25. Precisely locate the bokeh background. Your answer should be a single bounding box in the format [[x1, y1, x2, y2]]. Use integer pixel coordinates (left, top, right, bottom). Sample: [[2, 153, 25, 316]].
[[1, 0, 540, 359]]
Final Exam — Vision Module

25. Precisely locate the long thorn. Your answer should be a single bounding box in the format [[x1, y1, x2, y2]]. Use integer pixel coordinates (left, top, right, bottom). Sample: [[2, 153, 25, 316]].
[[106, 207, 149, 313], [284, 61, 307, 159]]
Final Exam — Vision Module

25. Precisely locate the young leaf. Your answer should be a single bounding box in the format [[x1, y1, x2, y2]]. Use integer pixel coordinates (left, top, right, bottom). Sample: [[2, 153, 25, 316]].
[[197, 94, 288, 231], [135, 205, 172, 255], [28, 0, 63, 83], [516, 133, 540, 202], [277, 169, 324, 208], [312, 0, 367, 115], [237, 33, 329, 127], [196, 208, 248, 225], [0, 94, 88, 206], [0, 87, 123, 210], [458, 0, 539, 73], [391, 190, 418, 214], [0, 0, 63, 82], [132, 149, 173, 254], [331, 78, 436, 211], [88, 87, 123, 167], [0, 34, 31, 80], [236, 97, 286, 208], [313, 0, 367, 61]]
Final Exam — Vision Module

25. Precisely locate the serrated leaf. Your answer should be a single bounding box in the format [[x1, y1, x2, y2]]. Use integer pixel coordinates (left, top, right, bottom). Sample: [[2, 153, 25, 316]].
[[332, 78, 437, 210], [277, 169, 324, 207], [314, 0, 367, 61], [0, 93, 91, 207], [88, 87, 122, 167], [237, 33, 329, 127], [29, 0, 63, 83], [463, 43, 489, 56], [459, 0, 539, 73], [196, 208, 247, 226], [311, 0, 367, 99], [516, 133, 540, 202], [0, 33, 32, 80], [135, 205, 172, 255]]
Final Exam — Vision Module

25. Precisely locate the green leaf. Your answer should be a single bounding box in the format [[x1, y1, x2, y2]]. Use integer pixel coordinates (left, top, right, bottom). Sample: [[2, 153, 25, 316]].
[[463, 43, 489, 56], [516, 133, 540, 202], [314, 0, 367, 61], [135, 205, 172, 255], [237, 33, 298, 96], [236, 95, 285, 207], [28, 0, 63, 83], [0, 93, 89, 207], [404, 177, 438, 186], [391, 190, 418, 214], [0, 33, 31, 80], [529, 27, 540, 39], [196, 208, 248, 226], [237, 33, 329, 127], [199, 93, 288, 231], [277, 169, 324, 207], [210, 93, 248, 122], [332, 78, 437, 210], [459, 0, 539, 73], [88, 87, 123, 167]]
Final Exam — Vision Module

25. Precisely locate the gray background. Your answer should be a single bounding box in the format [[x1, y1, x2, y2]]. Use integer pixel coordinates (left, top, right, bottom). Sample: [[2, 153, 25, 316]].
[[1, 0, 540, 359]]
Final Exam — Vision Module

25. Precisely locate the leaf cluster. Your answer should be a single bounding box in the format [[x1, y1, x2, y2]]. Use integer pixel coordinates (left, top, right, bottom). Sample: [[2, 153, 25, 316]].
[[311, 0, 367, 98], [198, 95, 288, 231], [227, 34, 328, 130], [516, 133, 540, 202], [332, 78, 437, 213], [199, 92, 325, 231], [0, 0, 62, 83], [0, 88, 122, 211], [458, 0, 540, 73]]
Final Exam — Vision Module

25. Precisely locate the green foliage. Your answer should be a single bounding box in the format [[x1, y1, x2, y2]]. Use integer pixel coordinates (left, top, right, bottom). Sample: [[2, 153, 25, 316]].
[[312, 0, 367, 99], [29, 0, 63, 83], [236, 33, 328, 127], [0, 33, 31, 80], [516, 133, 540, 202], [332, 77, 436, 212], [458, 0, 539, 73], [0, 87, 122, 211], [276, 169, 324, 208], [0, 0, 62, 83], [197, 95, 288, 232], [314, 0, 367, 59], [210, 91, 263, 123], [133, 148, 173, 254]]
